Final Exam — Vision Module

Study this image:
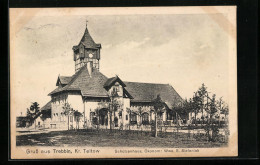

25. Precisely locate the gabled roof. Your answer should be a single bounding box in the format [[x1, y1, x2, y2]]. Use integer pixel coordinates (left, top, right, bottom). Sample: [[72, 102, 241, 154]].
[[73, 25, 101, 49], [124, 82, 183, 109], [40, 101, 52, 111], [48, 66, 183, 108], [104, 76, 126, 89], [56, 76, 72, 86]]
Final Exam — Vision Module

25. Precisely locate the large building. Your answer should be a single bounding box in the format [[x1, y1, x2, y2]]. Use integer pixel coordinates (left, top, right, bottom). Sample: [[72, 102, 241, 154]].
[[41, 21, 183, 130]]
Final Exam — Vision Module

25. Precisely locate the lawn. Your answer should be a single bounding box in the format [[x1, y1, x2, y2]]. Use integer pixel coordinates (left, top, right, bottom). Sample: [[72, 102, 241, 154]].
[[16, 129, 227, 148]]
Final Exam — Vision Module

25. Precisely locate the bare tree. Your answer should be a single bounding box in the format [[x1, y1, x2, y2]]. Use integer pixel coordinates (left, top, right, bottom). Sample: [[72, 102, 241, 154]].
[[204, 94, 218, 141], [62, 102, 72, 130], [136, 106, 144, 133], [108, 87, 120, 132], [152, 94, 165, 137], [74, 110, 83, 130], [126, 107, 132, 131]]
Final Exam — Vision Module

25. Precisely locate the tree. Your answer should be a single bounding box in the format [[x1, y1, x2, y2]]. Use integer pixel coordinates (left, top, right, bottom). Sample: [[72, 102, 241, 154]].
[[31, 102, 40, 115], [108, 87, 120, 131], [191, 93, 201, 125], [136, 106, 145, 133], [74, 110, 83, 130], [172, 98, 194, 125], [197, 84, 208, 124], [182, 99, 193, 121], [216, 97, 224, 126], [204, 94, 219, 141], [26, 108, 33, 125], [26, 102, 40, 129], [190, 84, 209, 126], [62, 102, 72, 130], [136, 107, 143, 125], [222, 104, 229, 126], [219, 99, 229, 125], [152, 94, 165, 137], [126, 107, 132, 131], [97, 100, 110, 129]]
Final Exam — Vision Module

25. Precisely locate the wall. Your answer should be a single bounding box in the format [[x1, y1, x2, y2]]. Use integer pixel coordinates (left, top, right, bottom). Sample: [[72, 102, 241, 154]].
[[122, 98, 130, 127], [84, 98, 103, 128], [50, 92, 84, 130], [67, 94, 84, 113]]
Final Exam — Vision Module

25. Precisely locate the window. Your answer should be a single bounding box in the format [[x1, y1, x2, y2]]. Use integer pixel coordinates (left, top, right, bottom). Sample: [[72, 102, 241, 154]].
[[114, 117, 118, 127], [70, 115, 73, 122], [167, 111, 174, 120], [38, 122, 40, 125], [142, 113, 149, 125], [126, 115, 128, 120], [119, 111, 122, 119], [90, 112, 95, 122], [130, 113, 137, 124]]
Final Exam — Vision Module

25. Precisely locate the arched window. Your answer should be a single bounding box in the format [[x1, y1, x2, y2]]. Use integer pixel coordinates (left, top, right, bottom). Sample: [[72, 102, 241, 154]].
[[99, 109, 108, 126], [130, 112, 137, 125], [167, 110, 174, 120], [142, 113, 149, 125], [90, 112, 95, 123]]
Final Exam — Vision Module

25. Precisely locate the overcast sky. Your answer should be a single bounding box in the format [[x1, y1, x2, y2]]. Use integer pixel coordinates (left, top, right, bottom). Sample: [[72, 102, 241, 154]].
[[12, 12, 231, 116]]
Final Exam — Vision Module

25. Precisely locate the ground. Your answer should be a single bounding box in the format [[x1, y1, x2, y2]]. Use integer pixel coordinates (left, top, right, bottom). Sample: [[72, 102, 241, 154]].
[[16, 129, 227, 148]]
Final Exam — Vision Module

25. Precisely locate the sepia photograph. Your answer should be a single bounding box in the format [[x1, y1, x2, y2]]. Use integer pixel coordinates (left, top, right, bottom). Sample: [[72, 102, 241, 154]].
[[10, 6, 237, 159]]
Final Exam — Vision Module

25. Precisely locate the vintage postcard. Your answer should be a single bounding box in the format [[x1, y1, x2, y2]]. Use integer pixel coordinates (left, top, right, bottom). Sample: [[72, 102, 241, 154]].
[[10, 6, 237, 159]]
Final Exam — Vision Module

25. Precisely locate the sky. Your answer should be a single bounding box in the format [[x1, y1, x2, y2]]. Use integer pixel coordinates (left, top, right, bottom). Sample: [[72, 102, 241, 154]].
[[11, 10, 232, 116]]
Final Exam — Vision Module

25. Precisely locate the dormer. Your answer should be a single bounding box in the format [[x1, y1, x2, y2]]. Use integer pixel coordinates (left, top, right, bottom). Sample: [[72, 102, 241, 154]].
[[56, 76, 72, 87], [104, 76, 133, 99]]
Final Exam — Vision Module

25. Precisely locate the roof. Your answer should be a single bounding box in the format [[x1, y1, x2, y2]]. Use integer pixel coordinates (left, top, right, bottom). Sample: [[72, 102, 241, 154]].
[[73, 25, 101, 49], [40, 101, 52, 111], [60, 76, 72, 85], [49, 67, 183, 108], [104, 76, 126, 89], [49, 65, 109, 97], [124, 82, 183, 109], [56, 76, 72, 86]]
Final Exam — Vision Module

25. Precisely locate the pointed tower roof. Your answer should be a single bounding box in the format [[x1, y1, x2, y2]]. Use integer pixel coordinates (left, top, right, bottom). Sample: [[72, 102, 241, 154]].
[[73, 21, 101, 50]]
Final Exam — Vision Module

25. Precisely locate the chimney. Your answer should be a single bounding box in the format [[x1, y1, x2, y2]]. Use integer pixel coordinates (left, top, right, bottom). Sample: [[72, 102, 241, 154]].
[[87, 61, 93, 77]]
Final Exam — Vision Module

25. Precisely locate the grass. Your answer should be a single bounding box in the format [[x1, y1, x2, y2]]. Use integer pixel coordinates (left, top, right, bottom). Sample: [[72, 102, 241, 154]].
[[16, 129, 228, 148]]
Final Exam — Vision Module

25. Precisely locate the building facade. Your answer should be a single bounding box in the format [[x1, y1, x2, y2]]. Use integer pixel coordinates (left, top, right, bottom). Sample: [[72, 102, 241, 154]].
[[41, 21, 183, 130]]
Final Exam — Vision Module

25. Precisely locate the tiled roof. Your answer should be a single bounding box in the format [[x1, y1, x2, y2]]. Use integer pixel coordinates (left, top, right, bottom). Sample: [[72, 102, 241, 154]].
[[68, 66, 108, 97], [49, 65, 109, 97], [79, 26, 100, 49], [103, 77, 116, 87], [49, 66, 183, 109], [124, 82, 183, 108], [59, 76, 72, 85], [104, 76, 126, 89], [40, 101, 52, 111]]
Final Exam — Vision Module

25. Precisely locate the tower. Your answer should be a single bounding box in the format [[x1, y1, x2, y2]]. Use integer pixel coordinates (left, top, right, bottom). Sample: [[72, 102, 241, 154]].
[[72, 21, 102, 72]]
